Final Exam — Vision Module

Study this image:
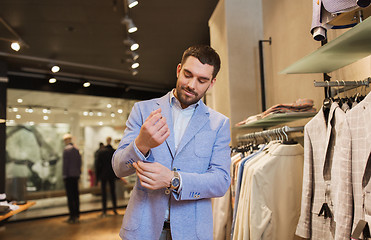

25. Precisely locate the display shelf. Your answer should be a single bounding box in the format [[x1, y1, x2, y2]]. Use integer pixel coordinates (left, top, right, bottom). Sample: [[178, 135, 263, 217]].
[[0, 201, 35, 222], [235, 112, 316, 129], [280, 16, 371, 74]]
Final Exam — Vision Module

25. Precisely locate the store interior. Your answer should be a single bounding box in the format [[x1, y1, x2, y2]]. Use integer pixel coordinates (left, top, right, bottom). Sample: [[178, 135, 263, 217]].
[[1, 0, 371, 239]]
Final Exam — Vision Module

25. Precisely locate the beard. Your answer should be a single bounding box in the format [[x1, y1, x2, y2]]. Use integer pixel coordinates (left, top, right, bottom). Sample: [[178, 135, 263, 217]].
[[175, 84, 207, 108]]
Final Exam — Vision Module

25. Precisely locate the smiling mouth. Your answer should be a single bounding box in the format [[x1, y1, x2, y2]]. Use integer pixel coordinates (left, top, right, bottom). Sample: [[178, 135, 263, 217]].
[[182, 87, 197, 97]]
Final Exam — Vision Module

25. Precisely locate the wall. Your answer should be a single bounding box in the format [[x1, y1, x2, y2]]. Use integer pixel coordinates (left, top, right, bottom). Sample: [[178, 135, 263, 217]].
[[209, 0, 371, 145]]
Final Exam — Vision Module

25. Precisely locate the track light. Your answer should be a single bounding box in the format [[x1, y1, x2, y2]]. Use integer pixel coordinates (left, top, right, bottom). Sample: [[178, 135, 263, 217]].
[[131, 62, 139, 69], [11, 42, 20, 51], [121, 17, 137, 33], [126, 51, 139, 61], [51, 65, 60, 73], [83, 81, 91, 87], [49, 78, 57, 83], [127, 0, 138, 8], [123, 38, 139, 51]]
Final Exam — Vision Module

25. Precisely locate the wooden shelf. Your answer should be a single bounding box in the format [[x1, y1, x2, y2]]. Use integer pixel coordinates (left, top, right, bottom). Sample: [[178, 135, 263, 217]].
[[235, 112, 316, 129], [280, 16, 371, 74], [0, 201, 35, 222]]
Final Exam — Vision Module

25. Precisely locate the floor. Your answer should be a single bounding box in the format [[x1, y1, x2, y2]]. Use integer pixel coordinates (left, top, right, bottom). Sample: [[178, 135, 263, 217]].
[[0, 210, 126, 240]]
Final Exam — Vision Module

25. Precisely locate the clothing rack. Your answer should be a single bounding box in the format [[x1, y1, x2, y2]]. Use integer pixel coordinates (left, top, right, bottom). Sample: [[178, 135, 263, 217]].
[[314, 77, 369, 97], [237, 126, 304, 142]]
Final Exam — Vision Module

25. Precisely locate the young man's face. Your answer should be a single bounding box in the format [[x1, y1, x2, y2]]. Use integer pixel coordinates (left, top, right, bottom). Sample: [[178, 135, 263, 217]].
[[174, 56, 216, 109]]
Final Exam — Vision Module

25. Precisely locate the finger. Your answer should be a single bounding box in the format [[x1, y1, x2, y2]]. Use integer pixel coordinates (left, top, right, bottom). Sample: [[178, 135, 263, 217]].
[[145, 109, 162, 123]]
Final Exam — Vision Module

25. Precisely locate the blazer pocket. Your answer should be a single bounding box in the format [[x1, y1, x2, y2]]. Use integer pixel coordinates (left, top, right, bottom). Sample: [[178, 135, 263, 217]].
[[122, 188, 147, 231], [194, 131, 216, 158]]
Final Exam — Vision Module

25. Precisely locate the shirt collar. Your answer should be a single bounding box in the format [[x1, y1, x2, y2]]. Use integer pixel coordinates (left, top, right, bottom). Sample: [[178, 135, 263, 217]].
[[170, 89, 199, 110]]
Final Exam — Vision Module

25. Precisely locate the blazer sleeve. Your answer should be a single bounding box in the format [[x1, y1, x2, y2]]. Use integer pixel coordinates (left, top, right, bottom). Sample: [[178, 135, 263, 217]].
[[112, 102, 151, 178], [296, 126, 313, 239], [175, 117, 231, 201]]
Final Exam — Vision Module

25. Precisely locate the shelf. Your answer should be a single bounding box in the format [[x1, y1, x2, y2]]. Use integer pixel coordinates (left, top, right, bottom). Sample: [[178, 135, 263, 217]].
[[235, 112, 316, 129], [280, 16, 371, 74]]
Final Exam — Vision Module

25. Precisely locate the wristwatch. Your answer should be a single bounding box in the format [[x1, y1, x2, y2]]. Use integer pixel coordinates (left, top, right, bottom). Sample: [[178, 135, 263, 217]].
[[170, 171, 180, 191]]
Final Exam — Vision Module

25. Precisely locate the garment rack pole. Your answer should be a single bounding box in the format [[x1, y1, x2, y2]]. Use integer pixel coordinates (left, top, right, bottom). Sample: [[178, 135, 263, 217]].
[[237, 126, 304, 141], [313, 77, 370, 87]]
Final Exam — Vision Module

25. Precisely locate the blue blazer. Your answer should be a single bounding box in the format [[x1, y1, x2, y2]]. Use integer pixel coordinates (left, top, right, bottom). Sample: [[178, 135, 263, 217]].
[[112, 92, 231, 240]]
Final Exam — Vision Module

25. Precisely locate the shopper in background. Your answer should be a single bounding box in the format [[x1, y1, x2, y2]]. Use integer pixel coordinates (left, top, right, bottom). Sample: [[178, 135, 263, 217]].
[[62, 133, 82, 224], [93, 142, 104, 186], [112, 45, 231, 240], [96, 137, 118, 217]]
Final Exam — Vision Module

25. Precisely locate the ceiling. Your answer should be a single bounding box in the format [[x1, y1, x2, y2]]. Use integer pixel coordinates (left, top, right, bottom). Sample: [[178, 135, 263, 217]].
[[0, 0, 219, 126]]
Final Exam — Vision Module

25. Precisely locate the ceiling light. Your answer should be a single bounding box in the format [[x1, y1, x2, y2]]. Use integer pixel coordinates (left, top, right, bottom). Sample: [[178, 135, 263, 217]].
[[123, 38, 139, 51], [107, 104, 112, 108], [111, 112, 115, 117], [97, 112, 102, 116], [11, 42, 20, 51], [12, 107, 18, 112], [51, 65, 60, 73], [131, 70, 139, 76], [83, 81, 91, 87], [98, 121, 103, 126], [118, 109, 123, 114], [127, 0, 138, 8], [89, 111, 94, 116], [121, 17, 137, 33], [49, 78, 57, 83], [126, 51, 139, 61], [26, 107, 33, 113], [83, 111, 88, 116], [43, 116, 49, 120], [16, 114, 21, 119], [17, 98, 23, 103], [28, 121, 35, 126], [131, 62, 139, 69]]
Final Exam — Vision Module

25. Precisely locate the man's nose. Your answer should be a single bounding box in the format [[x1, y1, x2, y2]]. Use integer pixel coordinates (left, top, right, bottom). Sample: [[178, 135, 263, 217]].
[[187, 78, 197, 89]]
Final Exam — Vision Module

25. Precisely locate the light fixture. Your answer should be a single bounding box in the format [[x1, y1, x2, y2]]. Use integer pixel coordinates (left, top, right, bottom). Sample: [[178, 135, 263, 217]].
[[121, 17, 137, 33], [98, 121, 103, 126], [51, 65, 60, 73], [118, 109, 123, 114], [49, 77, 57, 83], [89, 111, 93, 116], [11, 42, 20, 51], [16, 114, 21, 119], [127, 0, 138, 8], [83, 111, 89, 116], [123, 38, 139, 51], [131, 70, 139, 76], [43, 116, 49, 120], [126, 51, 139, 61], [26, 107, 33, 113], [83, 81, 91, 87], [17, 98, 23, 103], [12, 107, 18, 112], [111, 112, 115, 117], [131, 62, 139, 69]]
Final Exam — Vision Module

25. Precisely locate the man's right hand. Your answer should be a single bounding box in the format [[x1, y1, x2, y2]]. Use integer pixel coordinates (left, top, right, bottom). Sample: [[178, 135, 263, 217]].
[[135, 108, 170, 155]]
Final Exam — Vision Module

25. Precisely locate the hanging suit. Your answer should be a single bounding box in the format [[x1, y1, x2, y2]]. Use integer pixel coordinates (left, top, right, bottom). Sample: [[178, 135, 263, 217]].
[[296, 102, 349, 239], [336, 92, 371, 238]]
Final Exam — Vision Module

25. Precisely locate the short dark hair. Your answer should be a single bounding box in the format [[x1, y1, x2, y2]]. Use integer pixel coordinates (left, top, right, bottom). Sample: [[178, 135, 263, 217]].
[[180, 45, 221, 79]]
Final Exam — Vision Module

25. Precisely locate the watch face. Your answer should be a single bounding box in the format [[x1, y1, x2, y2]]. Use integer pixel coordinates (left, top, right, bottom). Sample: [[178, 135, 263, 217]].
[[172, 178, 180, 188]]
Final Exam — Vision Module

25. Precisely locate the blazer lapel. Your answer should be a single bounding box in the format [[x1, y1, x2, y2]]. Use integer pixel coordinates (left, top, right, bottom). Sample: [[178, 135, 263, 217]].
[[322, 103, 338, 181], [175, 101, 209, 155], [156, 92, 176, 158]]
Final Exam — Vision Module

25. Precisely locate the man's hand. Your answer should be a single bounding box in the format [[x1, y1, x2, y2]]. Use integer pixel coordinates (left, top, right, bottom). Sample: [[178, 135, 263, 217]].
[[135, 108, 170, 155], [133, 161, 173, 190]]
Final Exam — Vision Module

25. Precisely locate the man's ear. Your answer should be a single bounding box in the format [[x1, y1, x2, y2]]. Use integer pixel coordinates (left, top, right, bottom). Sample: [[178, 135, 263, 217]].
[[176, 63, 182, 78], [209, 78, 217, 88]]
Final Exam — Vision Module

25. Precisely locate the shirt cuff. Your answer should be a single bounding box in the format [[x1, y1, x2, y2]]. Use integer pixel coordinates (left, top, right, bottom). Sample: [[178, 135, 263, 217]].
[[175, 172, 183, 194], [133, 140, 151, 161]]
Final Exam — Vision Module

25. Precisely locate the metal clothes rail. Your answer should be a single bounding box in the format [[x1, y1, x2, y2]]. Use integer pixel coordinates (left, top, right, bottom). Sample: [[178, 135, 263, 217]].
[[237, 126, 304, 142]]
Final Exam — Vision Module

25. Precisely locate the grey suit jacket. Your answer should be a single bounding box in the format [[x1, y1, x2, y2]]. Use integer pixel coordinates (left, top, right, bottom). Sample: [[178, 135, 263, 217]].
[[112, 92, 231, 240], [296, 102, 349, 239], [336, 92, 371, 238]]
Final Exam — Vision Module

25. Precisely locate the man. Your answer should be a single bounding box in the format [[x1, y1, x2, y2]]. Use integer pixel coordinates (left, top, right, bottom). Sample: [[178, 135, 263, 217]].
[[96, 137, 118, 216], [112, 45, 231, 240], [62, 133, 82, 224]]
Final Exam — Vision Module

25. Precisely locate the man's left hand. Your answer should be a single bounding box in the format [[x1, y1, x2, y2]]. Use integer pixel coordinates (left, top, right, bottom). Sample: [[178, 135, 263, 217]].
[[133, 161, 173, 190]]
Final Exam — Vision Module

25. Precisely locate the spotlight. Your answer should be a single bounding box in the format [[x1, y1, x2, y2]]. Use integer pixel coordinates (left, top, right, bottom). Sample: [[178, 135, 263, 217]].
[[107, 104, 112, 108], [83, 81, 91, 87], [121, 17, 137, 33], [131, 62, 139, 69], [127, 0, 138, 8], [126, 51, 139, 61], [11, 42, 20, 51], [17, 98, 23, 103], [51, 65, 60, 73], [118, 109, 123, 114], [123, 38, 139, 51], [49, 78, 57, 83], [43, 116, 49, 120]]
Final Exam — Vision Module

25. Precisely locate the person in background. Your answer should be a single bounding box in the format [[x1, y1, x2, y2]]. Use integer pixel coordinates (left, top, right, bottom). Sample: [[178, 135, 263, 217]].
[[96, 137, 118, 217], [62, 133, 81, 224], [112, 45, 231, 240], [93, 142, 104, 186]]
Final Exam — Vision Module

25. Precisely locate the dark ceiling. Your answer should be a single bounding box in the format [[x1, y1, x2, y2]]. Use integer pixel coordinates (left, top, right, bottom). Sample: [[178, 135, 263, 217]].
[[0, 0, 219, 100]]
